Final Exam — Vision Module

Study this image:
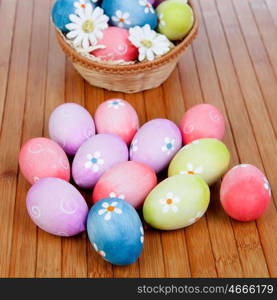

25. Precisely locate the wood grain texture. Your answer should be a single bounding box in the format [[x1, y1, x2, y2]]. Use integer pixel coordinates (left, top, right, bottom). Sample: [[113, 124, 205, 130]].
[[0, 0, 276, 278]]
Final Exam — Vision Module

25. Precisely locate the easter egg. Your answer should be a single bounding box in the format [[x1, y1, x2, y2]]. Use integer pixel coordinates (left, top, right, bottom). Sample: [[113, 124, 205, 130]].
[[93, 161, 157, 208], [19, 138, 70, 185], [220, 164, 271, 221], [130, 119, 182, 173], [49, 103, 95, 156], [157, 0, 194, 41], [180, 104, 225, 144], [87, 197, 144, 265], [94, 99, 139, 145], [26, 178, 88, 236], [52, 0, 95, 33], [168, 138, 230, 185], [91, 27, 139, 62], [72, 134, 128, 189], [102, 0, 158, 30], [143, 174, 210, 230]]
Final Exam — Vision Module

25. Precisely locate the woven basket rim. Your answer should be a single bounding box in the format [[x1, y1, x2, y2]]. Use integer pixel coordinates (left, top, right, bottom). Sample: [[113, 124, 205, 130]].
[[56, 0, 199, 74]]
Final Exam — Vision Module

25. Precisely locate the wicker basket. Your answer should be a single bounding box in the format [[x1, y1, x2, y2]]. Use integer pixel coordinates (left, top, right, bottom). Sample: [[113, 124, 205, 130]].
[[56, 0, 199, 93]]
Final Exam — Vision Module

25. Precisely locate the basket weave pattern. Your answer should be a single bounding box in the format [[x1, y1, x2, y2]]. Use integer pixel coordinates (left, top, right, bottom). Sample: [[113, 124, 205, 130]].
[[56, 0, 199, 93]]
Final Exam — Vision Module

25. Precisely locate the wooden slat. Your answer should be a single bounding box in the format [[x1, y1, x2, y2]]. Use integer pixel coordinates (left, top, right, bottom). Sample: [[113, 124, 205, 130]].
[[264, 0, 277, 28], [198, 0, 277, 277], [0, 0, 17, 131], [10, 0, 51, 278], [0, 0, 33, 277]]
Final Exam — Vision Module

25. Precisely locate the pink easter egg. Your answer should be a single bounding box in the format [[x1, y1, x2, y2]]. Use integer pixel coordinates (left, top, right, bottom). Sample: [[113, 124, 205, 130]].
[[220, 164, 271, 221], [72, 133, 128, 189], [91, 27, 139, 62], [94, 99, 139, 145], [19, 137, 70, 184], [26, 178, 88, 236], [180, 104, 225, 145], [92, 161, 157, 208], [49, 103, 95, 156], [130, 118, 182, 173]]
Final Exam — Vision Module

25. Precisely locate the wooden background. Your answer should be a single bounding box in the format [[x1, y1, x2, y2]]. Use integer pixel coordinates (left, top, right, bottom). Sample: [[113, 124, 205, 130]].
[[0, 0, 276, 278]]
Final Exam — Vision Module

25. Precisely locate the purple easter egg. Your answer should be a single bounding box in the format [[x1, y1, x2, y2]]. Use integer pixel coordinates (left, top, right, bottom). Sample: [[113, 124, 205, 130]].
[[130, 119, 182, 173], [49, 103, 95, 156], [26, 178, 88, 237], [72, 133, 129, 189]]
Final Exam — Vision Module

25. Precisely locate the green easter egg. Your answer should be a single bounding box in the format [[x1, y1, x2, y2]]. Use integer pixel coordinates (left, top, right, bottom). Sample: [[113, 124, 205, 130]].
[[168, 138, 230, 185], [157, 0, 194, 41], [143, 174, 210, 230]]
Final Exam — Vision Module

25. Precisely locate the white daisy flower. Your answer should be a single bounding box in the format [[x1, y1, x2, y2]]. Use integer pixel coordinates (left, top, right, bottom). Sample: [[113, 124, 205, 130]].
[[187, 211, 205, 226], [263, 178, 271, 197], [139, 0, 155, 14], [129, 24, 171, 62], [158, 13, 166, 27], [161, 137, 175, 155], [140, 226, 144, 244], [160, 192, 180, 213], [74, 0, 88, 13], [109, 192, 125, 200], [112, 10, 131, 28], [107, 99, 125, 109], [85, 151, 104, 172], [130, 139, 138, 153], [93, 243, 106, 257], [98, 201, 122, 221], [66, 4, 109, 50], [180, 163, 203, 176]]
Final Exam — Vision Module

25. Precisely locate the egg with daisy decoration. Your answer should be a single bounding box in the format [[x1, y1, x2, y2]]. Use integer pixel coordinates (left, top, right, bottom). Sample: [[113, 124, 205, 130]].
[[130, 118, 182, 173], [65, 3, 109, 50], [72, 133, 128, 189], [168, 138, 230, 185], [52, 0, 97, 33], [128, 24, 172, 61], [220, 164, 272, 222], [102, 0, 158, 30], [87, 197, 144, 265], [157, 0, 194, 41], [143, 174, 210, 230]]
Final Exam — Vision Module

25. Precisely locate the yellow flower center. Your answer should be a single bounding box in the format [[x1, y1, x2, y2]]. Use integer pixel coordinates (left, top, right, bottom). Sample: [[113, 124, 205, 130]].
[[81, 4, 86, 8], [141, 39, 153, 48], [82, 19, 94, 33], [188, 171, 195, 175], [166, 199, 173, 205], [107, 206, 115, 212]]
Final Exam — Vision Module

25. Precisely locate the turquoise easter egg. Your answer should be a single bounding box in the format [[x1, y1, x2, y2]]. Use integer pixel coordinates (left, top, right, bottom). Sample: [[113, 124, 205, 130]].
[[52, 0, 96, 33], [87, 198, 144, 265], [102, 0, 158, 30], [168, 138, 231, 185], [156, 0, 194, 40], [143, 174, 210, 230]]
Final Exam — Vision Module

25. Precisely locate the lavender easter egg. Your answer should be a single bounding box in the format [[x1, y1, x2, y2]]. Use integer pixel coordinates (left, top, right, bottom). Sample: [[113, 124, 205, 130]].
[[52, 0, 95, 33], [72, 134, 128, 189], [26, 178, 88, 236], [220, 164, 271, 221], [87, 197, 144, 265], [157, 0, 194, 41], [19, 138, 70, 185], [143, 174, 210, 230], [49, 103, 95, 156], [130, 119, 182, 173], [93, 161, 157, 208], [102, 0, 158, 30], [168, 138, 230, 185], [92, 27, 139, 62], [180, 104, 225, 144], [94, 99, 139, 145]]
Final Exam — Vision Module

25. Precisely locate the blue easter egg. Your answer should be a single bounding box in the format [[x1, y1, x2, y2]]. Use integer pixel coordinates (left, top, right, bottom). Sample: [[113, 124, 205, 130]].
[[52, 0, 96, 33], [87, 198, 144, 266], [102, 0, 158, 30]]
